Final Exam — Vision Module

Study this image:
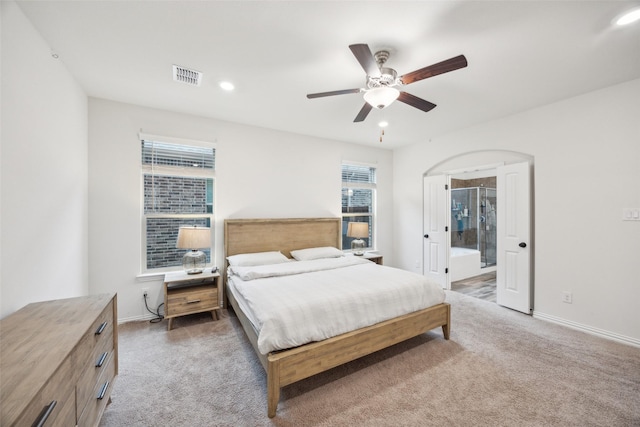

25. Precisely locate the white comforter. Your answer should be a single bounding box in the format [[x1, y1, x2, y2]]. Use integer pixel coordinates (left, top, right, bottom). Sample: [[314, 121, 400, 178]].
[[229, 257, 445, 354]]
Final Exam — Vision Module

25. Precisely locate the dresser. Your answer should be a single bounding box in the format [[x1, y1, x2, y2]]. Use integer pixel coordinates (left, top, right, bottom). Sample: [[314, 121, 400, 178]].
[[0, 293, 118, 427]]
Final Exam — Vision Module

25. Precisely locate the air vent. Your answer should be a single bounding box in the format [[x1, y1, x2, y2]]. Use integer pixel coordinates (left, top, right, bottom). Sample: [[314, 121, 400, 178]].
[[172, 65, 202, 86]]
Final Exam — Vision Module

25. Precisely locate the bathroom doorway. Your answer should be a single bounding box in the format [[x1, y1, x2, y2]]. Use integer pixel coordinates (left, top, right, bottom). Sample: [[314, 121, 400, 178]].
[[423, 160, 532, 313], [450, 175, 497, 302]]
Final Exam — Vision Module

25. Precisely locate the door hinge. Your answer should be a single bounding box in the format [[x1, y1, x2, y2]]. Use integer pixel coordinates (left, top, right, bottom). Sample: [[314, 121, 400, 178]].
[[445, 184, 449, 190], [445, 268, 449, 274], [445, 226, 448, 232]]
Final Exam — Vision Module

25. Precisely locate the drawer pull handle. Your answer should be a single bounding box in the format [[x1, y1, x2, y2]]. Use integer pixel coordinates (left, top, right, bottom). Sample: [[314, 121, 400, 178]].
[[95, 321, 107, 335], [96, 351, 108, 368], [33, 400, 57, 427], [186, 299, 201, 304], [97, 381, 109, 400]]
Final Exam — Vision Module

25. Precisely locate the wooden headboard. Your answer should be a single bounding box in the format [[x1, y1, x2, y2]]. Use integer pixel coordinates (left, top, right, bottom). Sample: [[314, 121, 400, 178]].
[[224, 217, 341, 259]]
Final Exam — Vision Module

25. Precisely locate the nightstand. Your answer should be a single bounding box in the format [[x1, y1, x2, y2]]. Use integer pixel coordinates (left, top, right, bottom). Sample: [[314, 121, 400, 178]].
[[163, 270, 221, 331], [363, 253, 383, 265]]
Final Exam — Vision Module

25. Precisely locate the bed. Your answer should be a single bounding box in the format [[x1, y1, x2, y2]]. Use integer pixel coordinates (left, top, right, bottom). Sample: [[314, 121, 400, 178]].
[[224, 217, 451, 417]]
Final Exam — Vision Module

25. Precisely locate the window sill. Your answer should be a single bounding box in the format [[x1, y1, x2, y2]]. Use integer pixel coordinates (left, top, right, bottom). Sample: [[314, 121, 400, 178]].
[[136, 272, 172, 282]]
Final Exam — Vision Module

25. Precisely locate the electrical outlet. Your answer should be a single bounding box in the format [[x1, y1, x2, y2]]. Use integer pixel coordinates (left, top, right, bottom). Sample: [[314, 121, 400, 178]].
[[141, 287, 149, 300], [562, 291, 572, 304]]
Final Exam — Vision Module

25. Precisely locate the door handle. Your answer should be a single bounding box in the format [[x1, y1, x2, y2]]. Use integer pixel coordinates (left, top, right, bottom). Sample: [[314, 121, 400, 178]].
[[519, 242, 527, 248], [424, 234, 429, 238]]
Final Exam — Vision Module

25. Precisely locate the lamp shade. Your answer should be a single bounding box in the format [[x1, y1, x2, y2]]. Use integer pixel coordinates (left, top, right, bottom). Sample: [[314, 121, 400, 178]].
[[347, 222, 369, 239], [363, 87, 400, 109], [176, 226, 211, 249], [347, 222, 368, 256]]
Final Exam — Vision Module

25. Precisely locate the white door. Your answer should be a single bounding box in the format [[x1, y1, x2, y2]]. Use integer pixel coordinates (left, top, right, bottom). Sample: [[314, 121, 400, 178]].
[[496, 162, 531, 313], [423, 175, 448, 288]]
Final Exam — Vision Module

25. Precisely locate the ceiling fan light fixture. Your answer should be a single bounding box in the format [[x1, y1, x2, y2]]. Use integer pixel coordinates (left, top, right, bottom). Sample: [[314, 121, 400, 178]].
[[363, 87, 400, 109]]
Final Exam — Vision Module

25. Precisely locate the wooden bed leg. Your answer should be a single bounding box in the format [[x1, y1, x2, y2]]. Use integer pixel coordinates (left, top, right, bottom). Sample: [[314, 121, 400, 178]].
[[442, 323, 450, 340], [267, 359, 280, 418], [442, 303, 451, 340]]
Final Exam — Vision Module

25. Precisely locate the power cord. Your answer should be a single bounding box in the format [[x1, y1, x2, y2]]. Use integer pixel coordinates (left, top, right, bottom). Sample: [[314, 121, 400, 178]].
[[143, 292, 164, 323]]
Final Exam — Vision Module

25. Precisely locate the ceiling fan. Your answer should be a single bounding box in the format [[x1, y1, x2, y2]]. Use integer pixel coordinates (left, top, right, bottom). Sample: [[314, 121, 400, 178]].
[[307, 44, 468, 122]]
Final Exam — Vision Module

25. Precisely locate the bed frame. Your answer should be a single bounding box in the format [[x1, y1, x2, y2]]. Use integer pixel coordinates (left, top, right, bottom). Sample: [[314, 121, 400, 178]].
[[224, 218, 451, 417]]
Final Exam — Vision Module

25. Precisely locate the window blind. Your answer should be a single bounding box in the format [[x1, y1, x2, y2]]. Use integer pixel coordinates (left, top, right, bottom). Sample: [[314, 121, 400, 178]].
[[142, 140, 215, 170], [341, 164, 376, 184]]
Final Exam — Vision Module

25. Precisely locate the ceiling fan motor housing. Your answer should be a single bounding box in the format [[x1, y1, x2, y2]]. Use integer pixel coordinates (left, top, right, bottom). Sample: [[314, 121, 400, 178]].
[[368, 67, 398, 88]]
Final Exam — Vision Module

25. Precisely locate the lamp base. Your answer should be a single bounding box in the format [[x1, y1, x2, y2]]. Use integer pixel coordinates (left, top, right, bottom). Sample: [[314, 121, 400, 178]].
[[351, 238, 366, 256], [183, 250, 206, 274]]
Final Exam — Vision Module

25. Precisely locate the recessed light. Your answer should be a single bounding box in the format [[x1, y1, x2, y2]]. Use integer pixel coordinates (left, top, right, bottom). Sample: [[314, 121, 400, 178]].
[[616, 8, 640, 26], [378, 121, 389, 128], [219, 81, 235, 91]]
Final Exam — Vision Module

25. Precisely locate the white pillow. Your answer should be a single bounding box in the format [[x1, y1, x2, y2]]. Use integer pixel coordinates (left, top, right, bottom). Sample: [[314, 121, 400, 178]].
[[290, 246, 344, 261], [227, 251, 290, 267]]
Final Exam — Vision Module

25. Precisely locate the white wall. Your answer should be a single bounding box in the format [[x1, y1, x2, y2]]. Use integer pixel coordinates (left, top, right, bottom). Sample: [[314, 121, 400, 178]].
[[394, 78, 640, 344], [88, 98, 393, 321], [0, 1, 89, 318]]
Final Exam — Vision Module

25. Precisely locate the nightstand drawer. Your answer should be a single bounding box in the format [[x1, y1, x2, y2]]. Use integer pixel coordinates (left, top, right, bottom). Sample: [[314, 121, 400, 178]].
[[167, 286, 218, 316]]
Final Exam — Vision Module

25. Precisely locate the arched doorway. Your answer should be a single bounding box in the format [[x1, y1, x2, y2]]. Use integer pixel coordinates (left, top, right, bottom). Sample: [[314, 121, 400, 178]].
[[423, 151, 534, 314]]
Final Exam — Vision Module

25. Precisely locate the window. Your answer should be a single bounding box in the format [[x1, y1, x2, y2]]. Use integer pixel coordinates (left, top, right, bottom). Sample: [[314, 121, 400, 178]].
[[141, 135, 215, 273], [341, 163, 376, 251]]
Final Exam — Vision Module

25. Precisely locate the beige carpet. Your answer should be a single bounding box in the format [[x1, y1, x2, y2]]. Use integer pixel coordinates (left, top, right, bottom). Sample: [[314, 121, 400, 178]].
[[100, 291, 640, 426]]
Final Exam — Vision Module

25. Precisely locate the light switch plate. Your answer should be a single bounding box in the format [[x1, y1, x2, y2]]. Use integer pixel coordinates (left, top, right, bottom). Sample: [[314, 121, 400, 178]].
[[623, 208, 640, 221]]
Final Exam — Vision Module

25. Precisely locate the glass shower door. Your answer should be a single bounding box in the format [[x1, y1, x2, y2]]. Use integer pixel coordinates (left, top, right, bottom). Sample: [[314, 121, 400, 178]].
[[479, 188, 497, 267]]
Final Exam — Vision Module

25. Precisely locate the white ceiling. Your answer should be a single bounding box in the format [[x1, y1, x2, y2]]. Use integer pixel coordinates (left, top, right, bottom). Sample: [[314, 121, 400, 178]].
[[16, 1, 640, 149]]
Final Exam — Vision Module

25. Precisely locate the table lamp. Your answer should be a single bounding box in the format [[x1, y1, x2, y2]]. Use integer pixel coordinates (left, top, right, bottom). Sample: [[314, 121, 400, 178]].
[[347, 222, 369, 256], [176, 225, 211, 274]]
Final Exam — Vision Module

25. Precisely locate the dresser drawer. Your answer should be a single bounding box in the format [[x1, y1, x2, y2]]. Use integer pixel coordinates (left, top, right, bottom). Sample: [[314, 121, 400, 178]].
[[74, 302, 114, 362], [28, 386, 76, 427], [77, 352, 116, 427], [77, 342, 115, 418], [49, 386, 76, 427], [167, 286, 218, 316], [14, 358, 76, 427]]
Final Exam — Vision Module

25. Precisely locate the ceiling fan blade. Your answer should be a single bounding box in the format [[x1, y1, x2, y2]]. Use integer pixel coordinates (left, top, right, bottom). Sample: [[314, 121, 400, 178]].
[[400, 55, 468, 85], [349, 44, 381, 78], [307, 88, 362, 99], [397, 92, 437, 112], [354, 103, 373, 122]]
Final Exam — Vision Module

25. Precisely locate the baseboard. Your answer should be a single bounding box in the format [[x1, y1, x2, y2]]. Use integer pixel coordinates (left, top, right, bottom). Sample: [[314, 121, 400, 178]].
[[117, 313, 158, 324], [533, 311, 640, 348]]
